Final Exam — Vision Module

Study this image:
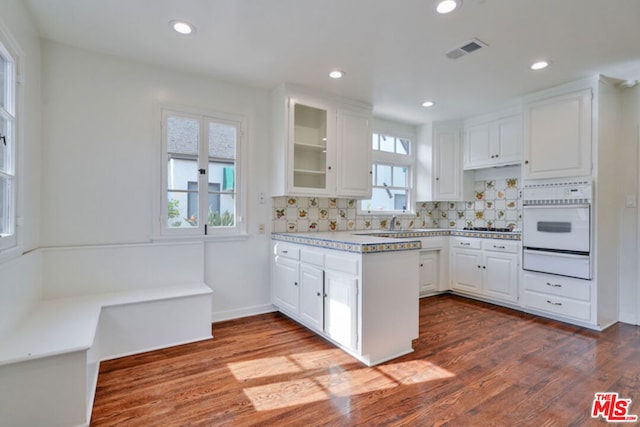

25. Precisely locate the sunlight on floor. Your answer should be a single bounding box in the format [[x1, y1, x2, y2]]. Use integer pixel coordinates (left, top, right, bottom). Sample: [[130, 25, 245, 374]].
[[227, 356, 303, 380], [231, 351, 456, 411]]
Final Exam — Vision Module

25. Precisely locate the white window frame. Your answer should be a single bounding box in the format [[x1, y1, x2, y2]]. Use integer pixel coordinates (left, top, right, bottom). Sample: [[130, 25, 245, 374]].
[[358, 132, 415, 216], [156, 105, 247, 240], [0, 25, 21, 254]]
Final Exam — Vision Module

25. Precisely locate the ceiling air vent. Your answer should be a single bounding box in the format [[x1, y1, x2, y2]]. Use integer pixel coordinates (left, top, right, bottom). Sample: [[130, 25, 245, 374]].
[[445, 38, 488, 60]]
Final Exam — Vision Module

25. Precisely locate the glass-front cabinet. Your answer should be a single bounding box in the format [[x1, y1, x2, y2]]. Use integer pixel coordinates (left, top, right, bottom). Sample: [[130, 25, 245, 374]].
[[272, 83, 372, 198], [291, 102, 330, 191]]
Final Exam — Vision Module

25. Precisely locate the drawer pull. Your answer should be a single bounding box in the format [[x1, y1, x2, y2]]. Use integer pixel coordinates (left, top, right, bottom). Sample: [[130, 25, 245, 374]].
[[282, 250, 288, 254], [546, 300, 562, 306], [294, 282, 298, 286], [493, 245, 506, 249], [546, 282, 562, 288], [461, 242, 470, 246], [317, 292, 321, 297]]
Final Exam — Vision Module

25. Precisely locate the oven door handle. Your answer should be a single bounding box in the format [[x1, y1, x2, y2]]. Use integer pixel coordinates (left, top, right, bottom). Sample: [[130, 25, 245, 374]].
[[523, 249, 590, 259]]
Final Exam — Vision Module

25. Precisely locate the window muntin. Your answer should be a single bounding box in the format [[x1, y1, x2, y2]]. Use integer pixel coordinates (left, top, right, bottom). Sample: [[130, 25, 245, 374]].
[[360, 133, 413, 214], [161, 108, 243, 236], [0, 39, 16, 251]]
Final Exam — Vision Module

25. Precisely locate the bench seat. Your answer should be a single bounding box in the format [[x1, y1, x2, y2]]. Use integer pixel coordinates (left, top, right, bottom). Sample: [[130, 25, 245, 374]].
[[0, 282, 213, 427]]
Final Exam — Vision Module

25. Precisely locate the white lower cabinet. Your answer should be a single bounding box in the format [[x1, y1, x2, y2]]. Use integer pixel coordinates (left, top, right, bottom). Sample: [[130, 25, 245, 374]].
[[299, 263, 324, 332], [272, 240, 419, 366], [450, 248, 483, 295], [419, 251, 439, 295], [483, 240, 519, 303], [273, 255, 300, 315], [450, 237, 519, 304], [324, 270, 358, 350], [272, 242, 359, 352]]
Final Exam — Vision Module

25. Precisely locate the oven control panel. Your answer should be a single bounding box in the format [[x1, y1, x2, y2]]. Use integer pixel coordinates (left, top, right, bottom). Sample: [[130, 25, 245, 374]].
[[523, 180, 592, 205]]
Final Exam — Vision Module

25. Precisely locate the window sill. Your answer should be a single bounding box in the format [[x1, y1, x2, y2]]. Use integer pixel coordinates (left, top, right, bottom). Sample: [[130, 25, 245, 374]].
[[151, 233, 250, 244]]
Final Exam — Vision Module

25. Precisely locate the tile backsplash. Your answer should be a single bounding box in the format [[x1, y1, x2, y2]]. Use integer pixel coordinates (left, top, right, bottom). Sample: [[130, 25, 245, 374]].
[[272, 177, 521, 233]]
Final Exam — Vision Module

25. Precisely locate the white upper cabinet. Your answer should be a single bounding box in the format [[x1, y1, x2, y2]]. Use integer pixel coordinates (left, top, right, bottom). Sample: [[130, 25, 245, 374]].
[[417, 121, 473, 201], [464, 111, 522, 169], [272, 84, 372, 198], [523, 88, 592, 180], [336, 107, 372, 198]]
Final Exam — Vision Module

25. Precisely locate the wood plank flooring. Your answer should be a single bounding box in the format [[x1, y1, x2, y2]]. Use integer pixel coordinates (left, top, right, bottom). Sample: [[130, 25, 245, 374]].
[[91, 294, 640, 426]]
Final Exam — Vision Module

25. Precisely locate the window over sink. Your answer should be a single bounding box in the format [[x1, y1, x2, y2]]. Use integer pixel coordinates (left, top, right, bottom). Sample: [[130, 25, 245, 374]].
[[359, 133, 414, 214]]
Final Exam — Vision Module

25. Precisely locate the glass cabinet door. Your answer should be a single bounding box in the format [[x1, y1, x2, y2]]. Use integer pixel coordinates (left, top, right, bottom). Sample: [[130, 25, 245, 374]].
[[291, 102, 328, 190]]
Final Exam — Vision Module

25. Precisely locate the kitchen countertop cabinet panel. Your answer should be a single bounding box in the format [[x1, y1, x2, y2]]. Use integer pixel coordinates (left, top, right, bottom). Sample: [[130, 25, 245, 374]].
[[271, 239, 418, 366]]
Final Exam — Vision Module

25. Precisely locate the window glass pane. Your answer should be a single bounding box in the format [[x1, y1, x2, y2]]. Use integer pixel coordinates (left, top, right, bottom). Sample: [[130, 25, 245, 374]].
[[0, 55, 6, 111], [207, 160, 235, 227], [379, 134, 394, 153], [0, 175, 10, 235], [393, 166, 407, 187], [372, 133, 378, 150], [167, 190, 197, 228], [167, 158, 198, 190], [376, 164, 392, 186], [167, 116, 198, 156], [208, 122, 236, 160], [397, 138, 410, 155], [208, 161, 234, 191], [360, 188, 408, 212], [208, 193, 236, 227], [0, 115, 10, 173]]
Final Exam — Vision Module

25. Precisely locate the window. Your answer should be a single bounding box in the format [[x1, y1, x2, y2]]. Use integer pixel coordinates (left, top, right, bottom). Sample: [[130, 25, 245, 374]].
[[0, 36, 17, 251], [161, 108, 245, 237], [360, 133, 413, 214]]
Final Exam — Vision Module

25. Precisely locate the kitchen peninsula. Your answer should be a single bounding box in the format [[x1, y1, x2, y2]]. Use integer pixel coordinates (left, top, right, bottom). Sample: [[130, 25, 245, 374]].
[[271, 231, 422, 366]]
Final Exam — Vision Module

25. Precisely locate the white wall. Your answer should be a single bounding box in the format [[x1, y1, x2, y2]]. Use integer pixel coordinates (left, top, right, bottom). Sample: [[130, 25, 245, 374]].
[[40, 40, 273, 319], [618, 84, 640, 325]]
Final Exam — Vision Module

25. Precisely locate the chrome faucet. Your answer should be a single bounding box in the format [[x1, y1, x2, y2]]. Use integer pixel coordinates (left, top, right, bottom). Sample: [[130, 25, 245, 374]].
[[390, 216, 397, 231]]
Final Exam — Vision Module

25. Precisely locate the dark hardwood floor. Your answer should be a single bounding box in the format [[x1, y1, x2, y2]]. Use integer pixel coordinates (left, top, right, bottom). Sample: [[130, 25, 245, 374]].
[[91, 294, 640, 426]]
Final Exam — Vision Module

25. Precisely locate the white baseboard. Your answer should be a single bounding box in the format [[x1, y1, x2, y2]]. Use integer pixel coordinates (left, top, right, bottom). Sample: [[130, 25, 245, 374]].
[[618, 312, 638, 325], [211, 304, 276, 323]]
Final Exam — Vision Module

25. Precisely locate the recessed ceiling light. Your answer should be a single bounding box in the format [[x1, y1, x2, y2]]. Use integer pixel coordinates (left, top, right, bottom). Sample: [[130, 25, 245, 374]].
[[170, 20, 195, 35], [422, 100, 435, 107], [436, 0, 460, 14], [329, 70, 345, 79], [531, 60, 550, 70]]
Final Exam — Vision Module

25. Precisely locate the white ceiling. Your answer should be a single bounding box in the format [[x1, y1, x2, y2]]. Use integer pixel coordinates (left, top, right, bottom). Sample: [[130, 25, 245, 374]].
[[24, 0, 640, 124]]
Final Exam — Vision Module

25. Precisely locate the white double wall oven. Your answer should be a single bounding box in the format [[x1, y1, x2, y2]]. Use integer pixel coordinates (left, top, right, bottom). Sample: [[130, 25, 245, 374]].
[[522, 181, 592, 280]]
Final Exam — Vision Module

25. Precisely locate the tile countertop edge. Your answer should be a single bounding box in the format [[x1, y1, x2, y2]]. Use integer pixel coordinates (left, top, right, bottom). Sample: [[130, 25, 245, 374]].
[[271, 232, 423, 254], [272, 229, 521, 254]]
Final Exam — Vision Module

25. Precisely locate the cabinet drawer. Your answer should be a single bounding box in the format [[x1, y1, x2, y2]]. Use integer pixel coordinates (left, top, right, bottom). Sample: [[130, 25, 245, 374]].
[[274, 243, 300, 260], [521, 290, 591, 322], [523, 272, 590, 301], [325, 254, 359, 275], [451, 237, 481, 250], [301, 249, 324, 267], [483, 240, 519, 254]]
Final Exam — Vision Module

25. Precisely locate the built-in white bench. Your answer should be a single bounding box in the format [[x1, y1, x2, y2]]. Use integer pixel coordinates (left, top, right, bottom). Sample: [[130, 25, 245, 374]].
[[0, 242, 213, 427]]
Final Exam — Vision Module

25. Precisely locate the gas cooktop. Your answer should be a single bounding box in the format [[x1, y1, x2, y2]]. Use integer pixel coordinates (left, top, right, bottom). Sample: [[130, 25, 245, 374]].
[[463, 227, 514, 233]]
